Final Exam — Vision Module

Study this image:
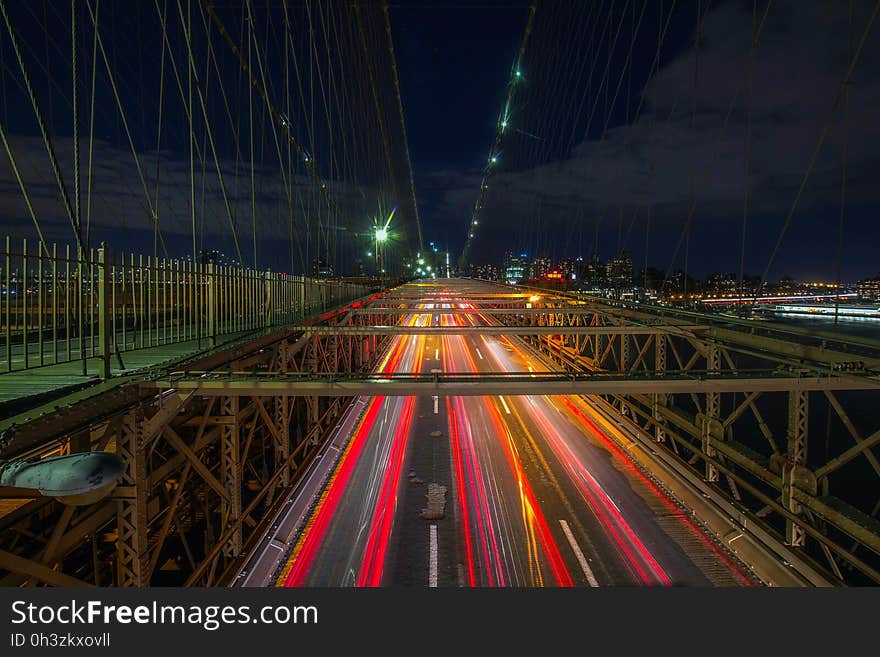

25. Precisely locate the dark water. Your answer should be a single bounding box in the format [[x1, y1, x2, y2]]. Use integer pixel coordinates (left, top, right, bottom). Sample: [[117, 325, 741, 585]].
[[703, 313, 879, 582], [765, 315, 880, 340]]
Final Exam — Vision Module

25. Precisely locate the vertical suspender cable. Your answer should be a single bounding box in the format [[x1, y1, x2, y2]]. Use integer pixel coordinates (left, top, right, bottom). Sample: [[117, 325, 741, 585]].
[[186, 0, 196, 260], [85, 0, 99, 250], [460, 0, 538, 269], [684, 0, 702, 301], [739, 1, 757, 306], [72, 0, 81, 252], [834, 1, 853, 325], [85, 0, 168, 257], [248, 11, 256, 268], [382, 0, 424, 254], [0, 0, 82, 250], [153, 0, 168, 260], [757, 0, 880, 297]]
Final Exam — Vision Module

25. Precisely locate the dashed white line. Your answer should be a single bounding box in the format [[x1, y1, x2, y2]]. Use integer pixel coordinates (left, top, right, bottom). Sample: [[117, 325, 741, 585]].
[[559, 519, 599, 587], [429, 524, 438, 587], [498, 396, 512, 415], [475, 348, 483, 360], [433, 395, 439, 414], [606, 495, 622, 514], [435, 348, 439, 360]]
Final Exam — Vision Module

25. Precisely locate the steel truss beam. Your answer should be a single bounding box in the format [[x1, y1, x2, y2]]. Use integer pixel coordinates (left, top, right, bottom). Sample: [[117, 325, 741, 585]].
[[290, 325, 709, 336], [0, 295, 396, 587], [146, 372, 877, 396], [508, 287, 880, 584]]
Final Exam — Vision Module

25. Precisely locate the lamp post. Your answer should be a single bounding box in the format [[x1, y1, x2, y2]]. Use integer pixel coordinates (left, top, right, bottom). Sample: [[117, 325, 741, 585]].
[[375, 226, 388, 279]]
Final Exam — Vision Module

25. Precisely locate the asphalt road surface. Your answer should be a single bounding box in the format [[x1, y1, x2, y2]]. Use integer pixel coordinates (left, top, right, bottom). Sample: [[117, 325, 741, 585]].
[[275, 281, 754, 587]]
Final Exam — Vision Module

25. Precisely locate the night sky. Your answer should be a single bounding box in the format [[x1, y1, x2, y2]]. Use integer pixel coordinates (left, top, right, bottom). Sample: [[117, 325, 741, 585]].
[[1, 0, 879, 282], [388, 0, 880, 282]]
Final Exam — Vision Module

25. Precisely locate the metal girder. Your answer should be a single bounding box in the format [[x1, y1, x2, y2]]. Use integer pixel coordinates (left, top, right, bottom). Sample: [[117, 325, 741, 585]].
[[350, 307, 668, 316], [0, 548, 93, 587], [702, 345, 722, 483], [116, 406, 149, 587], [146, 372, 879, 397], [220, 396, 242, 557], [275, 396, 290, 488], [653, 333, 667, 443], [294, 324, 707, 336], [784, 390, 811, 547]]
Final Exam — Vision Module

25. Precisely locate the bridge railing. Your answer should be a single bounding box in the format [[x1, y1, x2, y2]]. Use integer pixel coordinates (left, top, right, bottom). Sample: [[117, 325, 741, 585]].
[[0, 236, 373, 376]]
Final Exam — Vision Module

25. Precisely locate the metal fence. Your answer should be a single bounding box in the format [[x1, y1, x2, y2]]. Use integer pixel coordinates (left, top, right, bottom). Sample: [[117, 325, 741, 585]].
[[1, 236, 374, 376]]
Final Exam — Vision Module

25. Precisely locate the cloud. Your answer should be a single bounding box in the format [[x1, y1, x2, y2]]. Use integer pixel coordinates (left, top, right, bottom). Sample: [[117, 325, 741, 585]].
[[427, 0, 880, 276], [0, 134, 386, 267]]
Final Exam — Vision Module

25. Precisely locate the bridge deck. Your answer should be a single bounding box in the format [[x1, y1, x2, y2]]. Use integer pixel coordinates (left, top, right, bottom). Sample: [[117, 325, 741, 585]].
[[0, 331, 258, 415]]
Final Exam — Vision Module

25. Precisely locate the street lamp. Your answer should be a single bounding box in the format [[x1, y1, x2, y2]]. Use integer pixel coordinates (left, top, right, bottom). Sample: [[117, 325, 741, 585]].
[[374, 226, 390, 278], [372, 206, 395, 278]]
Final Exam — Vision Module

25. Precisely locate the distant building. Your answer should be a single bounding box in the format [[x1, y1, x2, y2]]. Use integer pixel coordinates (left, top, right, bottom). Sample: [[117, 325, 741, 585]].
[[777, 275, 799, 293], [558, 258, 577, 281], [312, 257, 334, 278], [706, 272, 739, 296], [531, 256, 551, 280], [471, 263, 500, 281], [858, 276, 880, 300], [665, 270, 696, 295], [197, 249, 240, 268], [583, 256, 605, 288], [606, 252, 633, 291], [638, 267, 665, 292], [503, 251, 530, 284]]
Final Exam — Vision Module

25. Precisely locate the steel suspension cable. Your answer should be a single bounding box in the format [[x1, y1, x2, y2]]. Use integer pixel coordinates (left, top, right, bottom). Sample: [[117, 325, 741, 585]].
[[85, 0, 169, 257], [382, 0, 423, 252], [757, 0, 880, 298], [459, 0, 538, 269], [0, 0, 81, 249]]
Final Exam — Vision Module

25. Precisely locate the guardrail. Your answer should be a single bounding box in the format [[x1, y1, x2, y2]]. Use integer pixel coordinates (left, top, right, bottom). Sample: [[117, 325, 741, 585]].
[[0, 236, 374, 376]]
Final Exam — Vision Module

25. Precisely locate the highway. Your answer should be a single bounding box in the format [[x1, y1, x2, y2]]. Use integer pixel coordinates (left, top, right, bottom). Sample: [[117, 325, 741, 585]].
[[270, 281, 755, 587]]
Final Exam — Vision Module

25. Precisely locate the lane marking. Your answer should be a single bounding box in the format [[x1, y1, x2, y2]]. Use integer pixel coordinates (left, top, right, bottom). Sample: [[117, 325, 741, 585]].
[[498, 396, 512, 415], [475, 348, 483, 360], [429, 524, 438, 587], [606, 495, 622, 514], [433, 395, 439, 414], [435, 348, 439, 360], [559, 519, 599, 587]]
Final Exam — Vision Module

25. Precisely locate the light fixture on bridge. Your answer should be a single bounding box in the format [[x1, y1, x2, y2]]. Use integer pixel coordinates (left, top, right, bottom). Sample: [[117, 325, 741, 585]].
[[375, 227, 388, 242]]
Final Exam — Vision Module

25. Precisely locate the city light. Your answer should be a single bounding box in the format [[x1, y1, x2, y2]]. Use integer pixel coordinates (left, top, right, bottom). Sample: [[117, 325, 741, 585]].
[[375, 227, 388, 242]]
